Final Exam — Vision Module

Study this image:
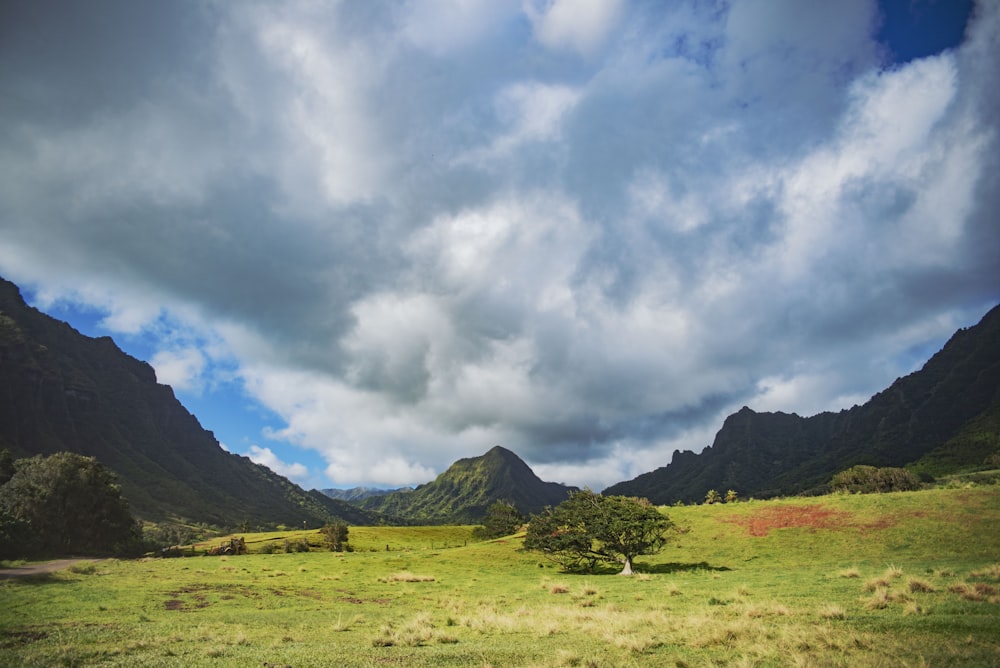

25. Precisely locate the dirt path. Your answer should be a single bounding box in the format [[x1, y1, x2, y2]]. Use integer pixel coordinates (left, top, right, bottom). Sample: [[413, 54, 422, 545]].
[[0, 558, 100, 579]]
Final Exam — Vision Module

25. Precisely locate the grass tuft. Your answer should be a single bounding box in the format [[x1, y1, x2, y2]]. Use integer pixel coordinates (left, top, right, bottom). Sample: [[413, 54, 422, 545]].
[[864, 587, 891, 610], [837, 567, 861, 579], [864, 577, 890, 592], [970, 563, 1000, 580], [818, 604, 847, 620], [371, 612, 437, 647], [331, 613, 361, 632], [884, 564, 904, 579], [378, 571, 435, 583], [949, 582, 999, 601], [907, 577, 935, 593]]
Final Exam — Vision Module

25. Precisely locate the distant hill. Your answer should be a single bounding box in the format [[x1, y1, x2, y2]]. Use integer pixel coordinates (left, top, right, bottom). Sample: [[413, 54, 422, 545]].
[[320, 486, 412, 502], [604, 304, 1000, 504], [356, 446, 577, 524], [0, 277, 378, 528]]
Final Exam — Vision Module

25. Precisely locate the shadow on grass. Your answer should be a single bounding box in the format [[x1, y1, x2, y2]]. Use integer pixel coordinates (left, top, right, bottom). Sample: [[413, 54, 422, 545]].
[[559, 561, 732, 576], [642, 561, 732, 574], [0, 572, 68, 584]]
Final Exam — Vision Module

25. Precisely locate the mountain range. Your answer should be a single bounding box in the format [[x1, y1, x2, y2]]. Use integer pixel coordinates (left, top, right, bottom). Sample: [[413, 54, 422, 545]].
[[319, 486, 412, 502], [604, 303, 1000, 503], [0, 277, 375, 529], [1, 273, 996, 527]]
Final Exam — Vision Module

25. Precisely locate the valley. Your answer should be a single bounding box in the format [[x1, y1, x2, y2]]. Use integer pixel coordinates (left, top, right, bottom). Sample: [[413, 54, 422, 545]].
[[1, 488, 998, 666]]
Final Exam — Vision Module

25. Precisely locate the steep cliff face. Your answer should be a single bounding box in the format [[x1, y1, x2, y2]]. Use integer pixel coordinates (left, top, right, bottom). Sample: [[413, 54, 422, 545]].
[[604, 304, 1000, 503], [359, 446, 577, 524], [0, 277, 374, 527]]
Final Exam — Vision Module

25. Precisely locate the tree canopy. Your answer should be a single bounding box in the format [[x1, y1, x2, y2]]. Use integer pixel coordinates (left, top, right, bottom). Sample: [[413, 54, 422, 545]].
[[473, 500, 524, 540], [0, 451, 139, 558], [524, 490, 673, 575], [830, 465, 921, 494], [321, 521, 350, 552]]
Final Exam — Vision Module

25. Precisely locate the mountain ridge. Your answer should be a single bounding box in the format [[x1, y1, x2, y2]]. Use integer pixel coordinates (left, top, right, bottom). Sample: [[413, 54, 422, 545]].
[[356, 445, 577, 524], [319, 486, 412, 502], [0, 277, 377, 528], [604, 304, 1000, 503]]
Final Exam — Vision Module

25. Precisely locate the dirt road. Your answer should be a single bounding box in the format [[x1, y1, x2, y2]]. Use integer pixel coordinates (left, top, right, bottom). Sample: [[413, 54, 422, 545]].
[[0, 559, 100, 579]]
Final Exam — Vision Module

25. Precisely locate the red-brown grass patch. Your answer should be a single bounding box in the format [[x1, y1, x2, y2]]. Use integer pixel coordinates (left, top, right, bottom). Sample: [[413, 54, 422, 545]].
[[720, 504, 896, 537]]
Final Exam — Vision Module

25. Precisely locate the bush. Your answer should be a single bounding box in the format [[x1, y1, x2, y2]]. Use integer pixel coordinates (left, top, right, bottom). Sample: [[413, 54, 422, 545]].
[[321, 522, 350, 552], [283, 538, 310, 553], [830, 465, 922, 494], [472, 500, 524, 540], [0, 452, 139, 558]]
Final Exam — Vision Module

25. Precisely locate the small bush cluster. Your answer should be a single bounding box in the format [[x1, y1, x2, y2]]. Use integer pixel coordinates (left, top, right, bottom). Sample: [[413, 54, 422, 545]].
[[703, 489, 740, 504], [257, 538, 311, 554], [831, 466, 921, 494]]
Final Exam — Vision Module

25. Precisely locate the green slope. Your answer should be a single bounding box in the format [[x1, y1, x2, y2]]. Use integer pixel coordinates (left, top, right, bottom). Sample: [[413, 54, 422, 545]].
[[358, 446, 576, 524]]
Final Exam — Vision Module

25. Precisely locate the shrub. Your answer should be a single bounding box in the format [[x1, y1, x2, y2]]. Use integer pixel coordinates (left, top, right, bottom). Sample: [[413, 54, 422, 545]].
[[831, 466, 921, 494], [321, 522, 349, 552], [472, 500, 524, 540], [283, 539, 310, 553]]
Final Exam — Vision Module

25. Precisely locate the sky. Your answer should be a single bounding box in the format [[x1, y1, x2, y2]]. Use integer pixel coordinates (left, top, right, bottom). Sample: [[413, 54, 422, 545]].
[[1, 0, 996, 492]]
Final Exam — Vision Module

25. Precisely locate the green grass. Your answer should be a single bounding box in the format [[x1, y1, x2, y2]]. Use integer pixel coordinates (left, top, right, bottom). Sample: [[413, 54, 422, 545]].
[[1, 488, 999, 666], [191, 525, 476, 555]]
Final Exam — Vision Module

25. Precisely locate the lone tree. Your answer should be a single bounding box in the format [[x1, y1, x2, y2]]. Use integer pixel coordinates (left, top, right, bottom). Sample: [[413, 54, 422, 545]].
[[321, 521, 350, 552], [524, 490, 673, 575], [0, 452, 139, 557], [473, 500, 524, 540]]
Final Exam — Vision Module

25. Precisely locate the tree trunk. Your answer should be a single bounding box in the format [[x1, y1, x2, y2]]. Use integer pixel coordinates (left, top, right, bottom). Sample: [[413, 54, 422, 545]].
[[618, 557, 634, 576]]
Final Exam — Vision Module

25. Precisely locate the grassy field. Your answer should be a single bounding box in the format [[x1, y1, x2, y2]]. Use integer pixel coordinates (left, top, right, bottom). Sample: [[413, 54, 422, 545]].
[[1, 487, 998, 667]]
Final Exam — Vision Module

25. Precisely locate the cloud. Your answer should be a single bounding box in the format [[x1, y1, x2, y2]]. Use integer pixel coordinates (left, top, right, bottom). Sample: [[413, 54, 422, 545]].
[[150, 347, 208, 394], [400, 0, 521, 55], [525, 0, 625, 55], [246, 445, 309, 482], [0, 0, 997, 490]]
